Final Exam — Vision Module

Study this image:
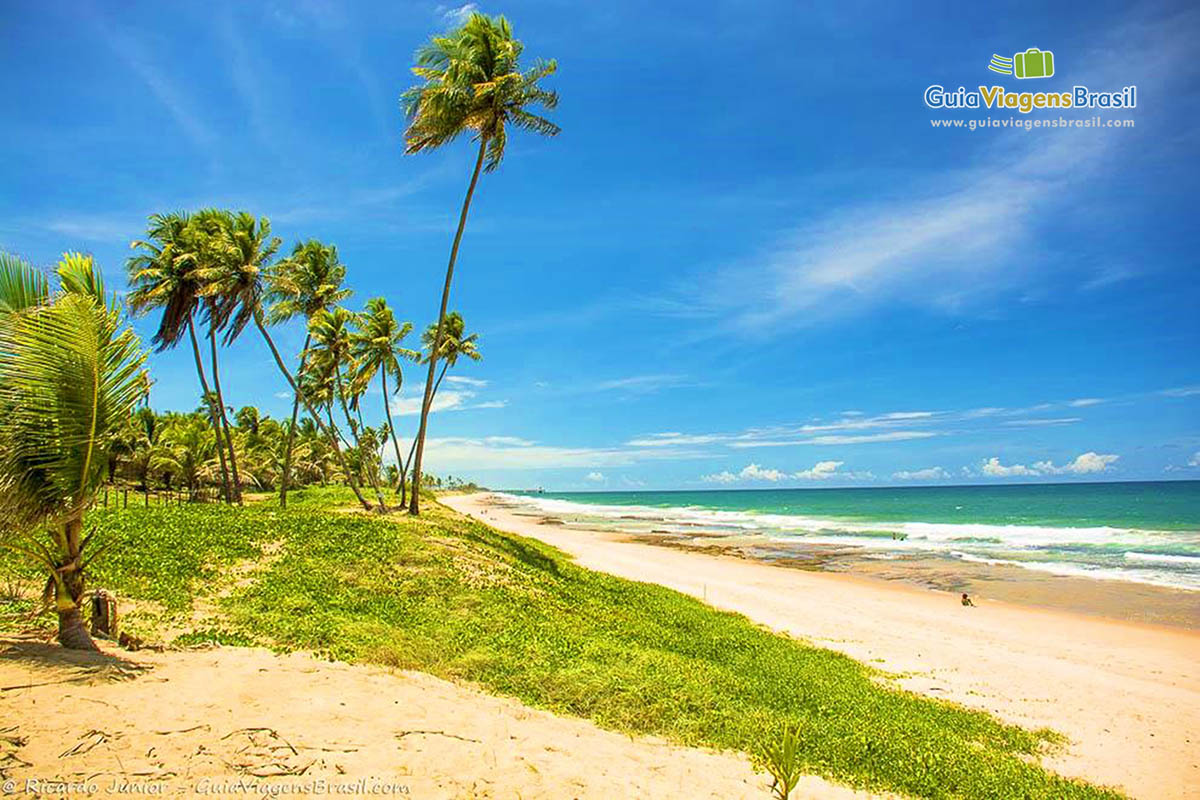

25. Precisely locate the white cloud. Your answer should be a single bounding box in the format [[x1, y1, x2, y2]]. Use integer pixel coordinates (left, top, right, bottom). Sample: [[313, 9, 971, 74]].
[[981, 452, 1119, 478], [585, 471, 606, 483], [436, 3, 478, 24], [1002, 418, 1082, 427], [794, 460, 845, 480], [390, 388, 505, 416], [980, 458, 1040, 477], [1039, 452, 1120, 475], [444, 376, 488, 387], [1160, 386, 1200, 398], [740, 463, 787, 481], [1190, 452, 1200, 468], [1068, 398, 1105, 407], [701, 460, 859, 484], [893, 466, 950, 481]]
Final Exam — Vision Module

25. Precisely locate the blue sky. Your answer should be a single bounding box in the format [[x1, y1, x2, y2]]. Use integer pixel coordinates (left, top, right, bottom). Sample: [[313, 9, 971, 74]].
[[2, 0, 1198, 490]]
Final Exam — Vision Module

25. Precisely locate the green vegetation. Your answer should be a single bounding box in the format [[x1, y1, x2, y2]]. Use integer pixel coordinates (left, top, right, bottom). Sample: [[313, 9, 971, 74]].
[[0, 491, 1120, 799], [758, 724, 805, 800]]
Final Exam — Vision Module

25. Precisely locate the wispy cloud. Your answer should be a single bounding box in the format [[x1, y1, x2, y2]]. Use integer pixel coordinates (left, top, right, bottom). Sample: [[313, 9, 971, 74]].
[[444, 376, 488, 387], [421, 436, 706, 471], [672, 15, 1188, 335], [436, 3, 479, 25], [93, 17, 216, 156], [594, 374, 692, 393], [389, 386, 505, 416], [1001, 418, 1082, 427]]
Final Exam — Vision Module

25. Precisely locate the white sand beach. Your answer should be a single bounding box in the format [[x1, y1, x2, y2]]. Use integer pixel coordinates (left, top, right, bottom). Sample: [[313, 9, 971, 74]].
[[444, 492, 1200, 799], [0, 639, 882, 800]]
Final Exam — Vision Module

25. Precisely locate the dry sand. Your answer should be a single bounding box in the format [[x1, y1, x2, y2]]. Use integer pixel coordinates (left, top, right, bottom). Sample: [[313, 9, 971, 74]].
[[0, 638, 882, 800], [445, 492, 1200, 800]]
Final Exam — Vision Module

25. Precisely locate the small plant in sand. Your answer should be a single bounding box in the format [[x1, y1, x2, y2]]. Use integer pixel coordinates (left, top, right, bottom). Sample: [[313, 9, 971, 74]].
[[756, 724, 805, 800]]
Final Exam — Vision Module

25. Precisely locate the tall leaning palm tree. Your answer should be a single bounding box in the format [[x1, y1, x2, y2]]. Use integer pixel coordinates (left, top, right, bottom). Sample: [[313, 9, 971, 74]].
[[352, 298, 419, 504], [268, 240, 351, 508], [0, 253, 149, 650], [127, 213, 234, 503], [401, 11, 559, 513]]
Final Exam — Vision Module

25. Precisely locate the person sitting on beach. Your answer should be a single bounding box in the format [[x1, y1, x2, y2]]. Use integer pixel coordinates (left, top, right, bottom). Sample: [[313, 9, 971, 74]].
[[961, 593, 975, 607]]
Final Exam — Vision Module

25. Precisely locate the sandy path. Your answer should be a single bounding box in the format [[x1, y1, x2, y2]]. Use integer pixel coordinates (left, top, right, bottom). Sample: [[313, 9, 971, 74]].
[[0, 639, 881, 800], [445, 493, 1200, 800]]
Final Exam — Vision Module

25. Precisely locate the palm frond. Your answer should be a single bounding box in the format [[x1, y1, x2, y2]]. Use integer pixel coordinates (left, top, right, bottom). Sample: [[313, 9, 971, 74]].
[[0, 252, 50, 316]]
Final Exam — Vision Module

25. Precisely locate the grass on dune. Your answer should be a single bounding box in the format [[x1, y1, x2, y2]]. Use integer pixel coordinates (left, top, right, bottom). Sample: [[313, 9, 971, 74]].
[[0, 486, 1121, 799]]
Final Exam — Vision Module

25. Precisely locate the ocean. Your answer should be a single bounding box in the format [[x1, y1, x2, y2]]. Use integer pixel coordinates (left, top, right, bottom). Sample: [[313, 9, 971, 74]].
[[500, 481, 1200, 591]]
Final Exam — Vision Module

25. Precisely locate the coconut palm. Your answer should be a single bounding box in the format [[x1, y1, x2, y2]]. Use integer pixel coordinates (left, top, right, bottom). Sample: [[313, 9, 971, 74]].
[[0, 253, 149, 650], [351, 298, 419, 504], [152, 414, 219, 500], [192, 208, 282, 504], [401, 11, 559, 513], [267, 240, 351, 507], [402, 312, 482, 482], [194, 213, 372, 512], [308, 307, 388, 509], [127, 212, 234, 503]]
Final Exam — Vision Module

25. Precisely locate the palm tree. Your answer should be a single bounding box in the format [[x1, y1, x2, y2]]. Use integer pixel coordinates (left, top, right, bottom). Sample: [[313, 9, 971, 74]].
[[308, 307, 388, 509], [402, 312, 482, 483], [127, 213, 234, 502], [267, 240, 351, 508], [0, 253, 149, 650], [192, 208, 283, 505], [152, 414, 219, 500], [351, 298, 419, 504], [401, 11, 559, 513], [195, 212, 373, 512]]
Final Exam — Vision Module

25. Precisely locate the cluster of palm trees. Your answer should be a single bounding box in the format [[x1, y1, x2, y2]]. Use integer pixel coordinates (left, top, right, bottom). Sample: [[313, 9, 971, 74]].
[[126, 210, 481, 513], [0, 9, 557, 650], [107, 406, 339, 501]]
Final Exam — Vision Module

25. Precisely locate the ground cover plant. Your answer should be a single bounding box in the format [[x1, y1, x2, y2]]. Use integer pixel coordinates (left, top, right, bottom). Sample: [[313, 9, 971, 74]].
[[0, 489, 1121, 799]]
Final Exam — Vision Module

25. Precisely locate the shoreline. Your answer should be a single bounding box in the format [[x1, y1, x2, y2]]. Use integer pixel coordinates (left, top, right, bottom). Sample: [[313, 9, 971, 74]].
[[444, 491, 1200, 799]]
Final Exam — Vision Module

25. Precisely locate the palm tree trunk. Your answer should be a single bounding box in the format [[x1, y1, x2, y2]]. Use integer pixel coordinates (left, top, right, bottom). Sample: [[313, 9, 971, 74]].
[[56, 514, 97, 651], [403, 359, 451, 485], [324, 405, 367, 501], [279, 333, 312, 509], [208, 329, 242, 504], [252, 312, 372, 511], [381, 369, 407, 504], [335, 363, 388, 511], [409, 137, 488, 515], [187, 317, 232, 503]]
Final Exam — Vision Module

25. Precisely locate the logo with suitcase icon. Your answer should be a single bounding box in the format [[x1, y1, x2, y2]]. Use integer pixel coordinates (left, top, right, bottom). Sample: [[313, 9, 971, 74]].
[[988, 48, 1055, 79]]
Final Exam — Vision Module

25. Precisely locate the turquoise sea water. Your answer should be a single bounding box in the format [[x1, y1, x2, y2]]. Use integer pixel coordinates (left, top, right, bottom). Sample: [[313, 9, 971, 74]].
[[501, 481, 1200, 590]]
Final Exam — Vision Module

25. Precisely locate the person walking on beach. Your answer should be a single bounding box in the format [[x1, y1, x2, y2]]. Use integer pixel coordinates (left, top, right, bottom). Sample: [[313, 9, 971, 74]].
[[961, 593, 976, 607]]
